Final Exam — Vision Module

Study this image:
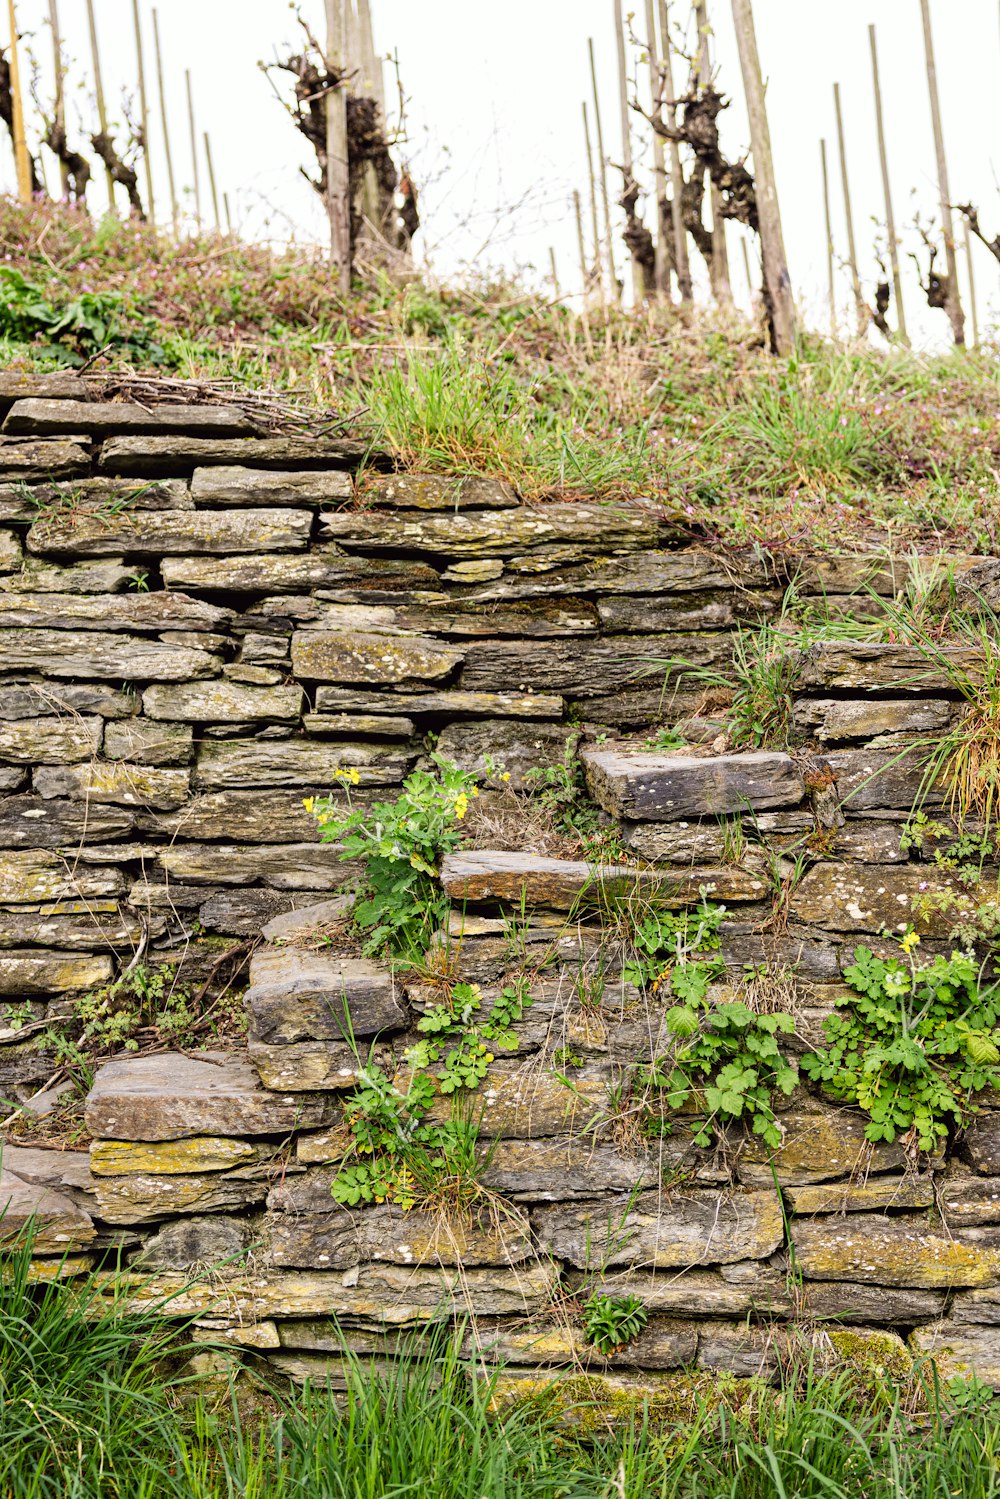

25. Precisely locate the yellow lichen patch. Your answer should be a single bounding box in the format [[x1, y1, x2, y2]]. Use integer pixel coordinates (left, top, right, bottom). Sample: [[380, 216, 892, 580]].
[[89, 1137, 264, 1177], [485, 1369, 768, 1434]]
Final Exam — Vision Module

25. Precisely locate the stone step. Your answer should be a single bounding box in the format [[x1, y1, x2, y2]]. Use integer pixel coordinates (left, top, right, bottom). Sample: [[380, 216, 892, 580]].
[[245, 949, 405, 1044], [583, 747, 805, 821], [84, 1052, 336, 1141], [439, 849, 768, 910], [3, 399, 255, 438]]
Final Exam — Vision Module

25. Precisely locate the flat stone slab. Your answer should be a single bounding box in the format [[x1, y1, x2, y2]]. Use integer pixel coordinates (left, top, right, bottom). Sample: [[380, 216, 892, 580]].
[[191, 466, 352, 506], [27, 508, 311, 558], [320, 501, 665, 557], [245, 950, 405, 1042], [534, 1188, 785, 1269], [0, 630, 220, 681], [99, 433, 369, 475], [785, 1176, 935, 1214], [104, 720, 193, 766], [192, 739, 412, 790], [0, 716, 103, 764], [909, 1322, 1000, 1386], [0, 949, 112, 994], [0, 796, 135, 848], [798, 641, 979, 692], [0, 437, 89, 479], [789, 863, 980, 936], [267, 1200, 532, 1270], [583, 748, 806, 820], [3, 399, 255, 437], [312, 687, 563, 719], [34, 763, 191, 810], [143, 790, 318, 844], [736, 1104, 909, 1185], [91, 1171, 269, 1225], [143, 681, 303, 723], [156, 843, 349, 891], [0, 851, 124, 902], [792, 1213, 1000, 1287], [0, 1169, 95, 1252], [0, 592, 232, 633], [291, 630, 464, 684], [792, 697, 952, 742], [363, 474, 519, 510], [248, 1039, 372, 1092], [84, 1052, 335, 1141], [0, 683, 138, 720], [161, 552, 437, 594], [439, 850, 768, 910], [90, 1136, 274, 1176]]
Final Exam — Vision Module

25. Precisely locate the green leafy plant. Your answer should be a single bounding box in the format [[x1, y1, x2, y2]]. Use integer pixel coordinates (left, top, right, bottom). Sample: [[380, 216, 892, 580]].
[[524, 734, 607, 846], [643, 986, 798, 1148], [332, 979, 532, 1211], [309, 753, 478, 961], [582, 1291, 650, 1357], [801, 938, 1000, 1150], [620, 896, 725, 993], [0, 265, 165, 364], [69, 965, 197, 1053]]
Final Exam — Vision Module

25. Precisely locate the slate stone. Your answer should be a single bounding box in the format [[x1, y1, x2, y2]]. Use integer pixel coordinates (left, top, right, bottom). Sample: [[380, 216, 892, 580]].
[[481, 1139, 662, 1200], [268, 1201, 532, 1269], [245, 950, 405, 1042], [247, 1039, 371, 1091], [320, 501, 666, 557], [0, 630, 220, 681], [0, 683, 138, 719], [395, 597, 600, 638], [191, 466, 352, 506], [0, 850, 124, 902], [3, 398, 255, 437], [0, 1171, 95, 1253], [797, 641, 977, 692], [0, 716, 102, 763], [792, 1213, 1000, 1287], [534, 1188, 785, 1268], [0, 436, 90, 480], [789, 863, 980, 936], [99, 433, 369, 475], [439, 849, 768, 910], [90, 1137, 271, 1176], [303, 712, 415, 738], [34, 763, 190, 810], [260, 898, 349, 942], [192, 739, 411, 790], [908, 1322, 1000, 1387], [959, 1117, 1000, 1176], [198, 888, 307, 935], [792, 697, 952, 742], [137, 1215, 252, 1270], [103, 720, 193, 766], [155, 843, 352, 890], [0, 530, 21, 572], [0, 906, 156, 952], [0, 798, 134, 850], [143, 684, 301, 728], [936, 1175, 1000, 1226], [0, 371, 86, 405], [363, 474, 519, 510], [84, 1052, 335, 1141], [161, 552, 438, 594], [312, 687, 563, 719], [822, 745, 942, 811], [785, 1176, 935, 1214], [91, 1173, 269, 1224], [0, 949, 113, 993], [0, 479, 193, 524], [435, 720, 571, 790], [0, 591, 232, 633], [108, 1261, 558, 1324], [459, 634, 730, 698], [583, 748, 806, 820], [415, 1059, 610, 1138], [26, 508, 311, 557], [143, 790, 317, 844], [290, 629, 464, 684], [5, 557, 140, 594], [736, 1104, 908, 1185]]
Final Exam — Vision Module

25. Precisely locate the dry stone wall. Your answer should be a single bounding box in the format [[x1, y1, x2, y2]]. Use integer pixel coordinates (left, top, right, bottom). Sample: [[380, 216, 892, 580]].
[[3, 377, 1000, 1400]]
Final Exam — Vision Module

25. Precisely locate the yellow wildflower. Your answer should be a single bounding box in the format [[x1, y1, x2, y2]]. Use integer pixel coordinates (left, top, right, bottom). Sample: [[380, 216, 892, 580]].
[[333, 766, 361, 785], [302, 797, 315, 814], [500, 771, 511, 782], [454, 792, 469, 821], [470, 786, 479, 797], [901, 931, 921, 954]]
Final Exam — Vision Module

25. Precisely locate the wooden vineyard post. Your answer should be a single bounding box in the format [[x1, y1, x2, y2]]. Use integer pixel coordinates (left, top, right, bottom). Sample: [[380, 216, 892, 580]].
[[582, 102, 607, 308], [152, 8, 178, 234], [325, 0, 352, 293], [696, 0, 732, 304], [185, 70, 201, 230], [833, 82, 866, 337], [48, 0, 69, 197], [919, 0, 964, 345], [658, 0, 692, 303], [820, 139, 836, 336], [730, 0, 795, 353], [868, 24, 906, 344], [132, 0, 155, 224], [644, 0, 669, 294], [573, 188, 595, 352], [204, 131, 220, 232], [84, 0, 116, 209], [588, 36, 619, 302], [964, 220, 979, 348]]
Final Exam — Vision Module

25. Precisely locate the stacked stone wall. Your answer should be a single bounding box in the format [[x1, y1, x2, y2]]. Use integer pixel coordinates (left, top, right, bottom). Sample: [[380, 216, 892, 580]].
[[3, 377, 1000, 1398]]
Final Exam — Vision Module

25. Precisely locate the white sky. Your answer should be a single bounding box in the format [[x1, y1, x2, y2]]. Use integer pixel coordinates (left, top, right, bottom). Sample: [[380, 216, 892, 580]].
[[6, 1, 1000, 349]]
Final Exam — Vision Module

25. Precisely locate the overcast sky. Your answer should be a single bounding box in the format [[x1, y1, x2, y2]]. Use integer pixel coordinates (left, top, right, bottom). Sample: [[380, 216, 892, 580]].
[[6, 1, 1000, 349]]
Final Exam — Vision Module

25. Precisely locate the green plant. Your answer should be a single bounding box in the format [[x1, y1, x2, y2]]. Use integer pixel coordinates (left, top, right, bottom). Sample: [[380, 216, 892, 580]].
[[309, 753, 478, 961], [801, 938, 1000, 1150], [332, 979, 531, 1211], [619, 895, 725, 993], [582, 1291, 649, 1356], [68, 963, 199, 1053], [644, 985, 798, 1148], [0, 265, 165, 364], [524, 734, 614, 852]]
